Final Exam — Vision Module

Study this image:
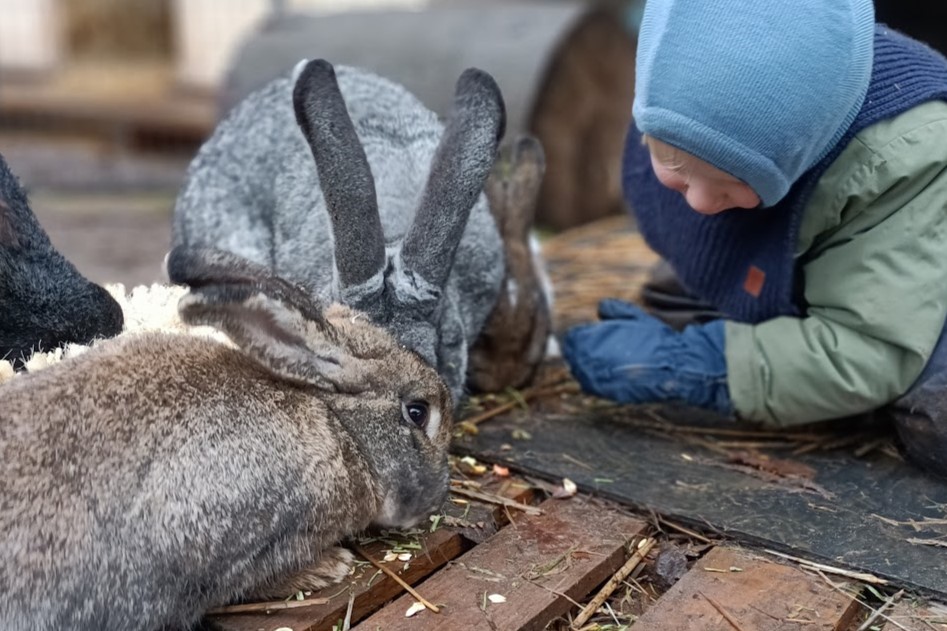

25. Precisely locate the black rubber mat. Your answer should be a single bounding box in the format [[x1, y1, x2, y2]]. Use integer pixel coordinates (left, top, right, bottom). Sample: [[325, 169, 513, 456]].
[[456, 405, 947, 598]]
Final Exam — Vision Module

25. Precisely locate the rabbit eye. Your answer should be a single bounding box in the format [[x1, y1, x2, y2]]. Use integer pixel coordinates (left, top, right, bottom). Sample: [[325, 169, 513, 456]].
[[402, 401, 429, 428]]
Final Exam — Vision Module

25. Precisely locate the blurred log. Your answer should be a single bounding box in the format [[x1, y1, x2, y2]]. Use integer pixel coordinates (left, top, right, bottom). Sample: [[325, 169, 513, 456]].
[[220, 1, 638, 231]]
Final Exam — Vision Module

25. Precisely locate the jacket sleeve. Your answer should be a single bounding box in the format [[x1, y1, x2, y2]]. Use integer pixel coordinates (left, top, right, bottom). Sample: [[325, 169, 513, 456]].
[[726, 106, 947, 426]]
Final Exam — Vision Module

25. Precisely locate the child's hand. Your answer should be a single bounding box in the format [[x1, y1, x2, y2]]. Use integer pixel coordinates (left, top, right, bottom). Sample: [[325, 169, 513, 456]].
[[562, 299, 732, 416]]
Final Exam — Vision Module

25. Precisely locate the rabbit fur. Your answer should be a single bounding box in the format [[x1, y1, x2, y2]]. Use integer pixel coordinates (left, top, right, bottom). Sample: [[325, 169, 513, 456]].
[[0, 247, 454, 631], [172, 59, 550, 407], [0, 152, 123, 366], [469, 136, 553, 391], [0, 282, 231, 383]]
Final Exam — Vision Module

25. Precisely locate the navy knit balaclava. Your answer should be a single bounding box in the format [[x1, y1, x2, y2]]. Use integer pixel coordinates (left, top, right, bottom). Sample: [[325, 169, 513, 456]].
[[633, 0, 876, 206]]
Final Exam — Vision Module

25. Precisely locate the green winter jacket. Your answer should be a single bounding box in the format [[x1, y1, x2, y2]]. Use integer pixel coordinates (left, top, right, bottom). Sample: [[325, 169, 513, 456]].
[[726, 100, 947, 426]]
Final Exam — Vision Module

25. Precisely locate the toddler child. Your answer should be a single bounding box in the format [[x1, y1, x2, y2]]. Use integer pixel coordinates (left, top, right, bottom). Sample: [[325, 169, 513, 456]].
[[562, 0, 947, 478]]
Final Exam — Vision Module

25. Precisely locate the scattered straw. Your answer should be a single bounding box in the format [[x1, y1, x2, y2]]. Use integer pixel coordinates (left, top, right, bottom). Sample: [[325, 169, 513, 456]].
[[764, 549, 888, 585], [654, 514, 713, 544], [205, 597, 330, 615], [856, 589, 904, 631], [700, 591, 748, 631], [449, 485, 544, 516], [353, 544, 440, 614], [571, 537, 656, 628], [462, 381, 579, 426]]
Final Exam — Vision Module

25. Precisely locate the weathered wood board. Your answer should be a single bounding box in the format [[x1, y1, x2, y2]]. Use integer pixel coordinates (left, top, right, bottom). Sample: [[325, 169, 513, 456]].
[[633, 546, 861, 630], [457, 407, 947, 598], [354, 497, 648, 630], [206, 528, 468, 631]]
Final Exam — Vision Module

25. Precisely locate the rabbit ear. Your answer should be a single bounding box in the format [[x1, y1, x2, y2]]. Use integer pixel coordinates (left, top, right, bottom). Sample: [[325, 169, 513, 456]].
[[292, 59, 386, 299], [399, 68, 506, 291], [166, 246, 326, 325], [486, 135, 545, 241], [179, 283, 369, 393]]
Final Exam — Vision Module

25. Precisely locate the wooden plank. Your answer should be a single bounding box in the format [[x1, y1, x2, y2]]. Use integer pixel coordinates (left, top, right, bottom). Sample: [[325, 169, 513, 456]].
[[633, 546, 862, 631], [354, 498, 648, 631], [207, 478, 537, 631], [208, 527, 469, 631]]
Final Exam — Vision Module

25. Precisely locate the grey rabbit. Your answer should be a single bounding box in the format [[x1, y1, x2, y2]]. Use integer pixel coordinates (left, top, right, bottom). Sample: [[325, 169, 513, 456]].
[[0, 152, 123, 366], [0, 246, 454, 631], [172, 58, 551, 407]]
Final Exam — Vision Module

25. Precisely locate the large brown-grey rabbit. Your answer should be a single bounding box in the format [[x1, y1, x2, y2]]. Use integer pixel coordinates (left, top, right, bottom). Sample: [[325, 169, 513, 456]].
[[0, 247, 453, 631]]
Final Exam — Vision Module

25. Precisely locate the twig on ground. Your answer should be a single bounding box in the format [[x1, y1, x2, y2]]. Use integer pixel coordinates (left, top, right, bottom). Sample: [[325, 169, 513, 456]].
[[854, 438, 889, 458], [857, 589, 904, 631], [872, 515, 947, 531], [450, 486, 544, 516], [205, 597, 330, 615], [572, 537, 656, 628], [906, 537, 947, 548], [462, 382, 579, 426], [655, 514, 713, 544], [764, 549, 888, 585], [639, 408, 821, 441], [353, 544, 440, 614], [700, 591, 748, 631], [526, 579, 585, 609], [561, 452, 595, 470], [814, 570, 911, 631], [339, 588, 357, 630]]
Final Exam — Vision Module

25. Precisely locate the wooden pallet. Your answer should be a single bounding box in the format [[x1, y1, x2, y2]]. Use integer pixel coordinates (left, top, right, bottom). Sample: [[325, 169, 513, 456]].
[[206, 467, 945, 631]]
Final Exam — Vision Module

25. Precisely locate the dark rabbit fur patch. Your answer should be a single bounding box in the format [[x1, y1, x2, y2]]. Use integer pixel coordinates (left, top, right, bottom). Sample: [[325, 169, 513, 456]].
[[0, 153, 123, 366]]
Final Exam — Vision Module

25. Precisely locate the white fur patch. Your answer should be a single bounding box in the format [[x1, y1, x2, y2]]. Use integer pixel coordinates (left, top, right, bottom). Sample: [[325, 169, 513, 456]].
[[530, 233, 560, 359], [530, 232, 555, 309], [390, 252, 441, 304], [425, 406, 442, 442], [506, 278, 519, 309], [545, 335, 562, 359]]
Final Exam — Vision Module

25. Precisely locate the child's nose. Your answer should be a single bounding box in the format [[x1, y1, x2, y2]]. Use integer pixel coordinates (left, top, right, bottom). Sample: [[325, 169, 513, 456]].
[[684, 187, 728, 215]]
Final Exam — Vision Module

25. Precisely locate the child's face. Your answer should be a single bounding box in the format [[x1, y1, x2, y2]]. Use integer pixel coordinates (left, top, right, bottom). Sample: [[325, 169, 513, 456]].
[[647, 138, 760, 214]]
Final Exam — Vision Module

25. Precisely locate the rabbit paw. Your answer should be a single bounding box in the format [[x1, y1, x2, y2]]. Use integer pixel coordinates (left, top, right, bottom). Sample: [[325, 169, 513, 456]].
[[249, 546, 355, 599]]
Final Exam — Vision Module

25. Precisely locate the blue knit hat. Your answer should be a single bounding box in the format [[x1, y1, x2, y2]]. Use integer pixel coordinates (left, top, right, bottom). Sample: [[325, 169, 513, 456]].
[[633, 0, 875, 207]]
